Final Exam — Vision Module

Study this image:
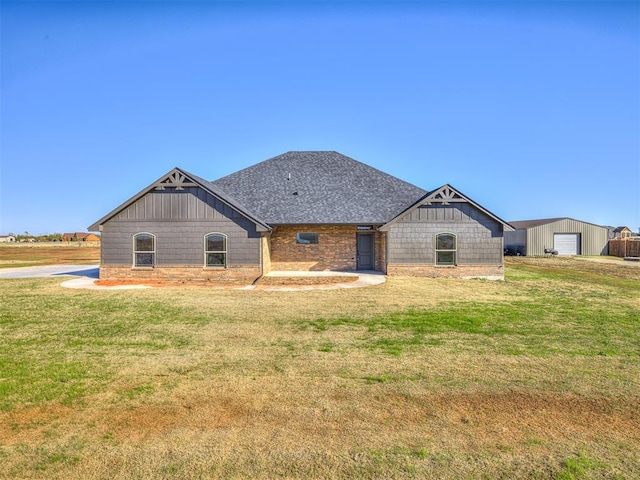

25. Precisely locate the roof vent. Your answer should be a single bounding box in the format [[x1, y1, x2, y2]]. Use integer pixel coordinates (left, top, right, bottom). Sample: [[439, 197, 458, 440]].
[[292, 191, 298, 196]]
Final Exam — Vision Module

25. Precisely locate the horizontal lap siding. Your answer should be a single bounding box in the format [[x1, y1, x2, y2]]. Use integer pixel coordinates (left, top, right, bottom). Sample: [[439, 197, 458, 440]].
[[387, 204, 503, 265], [101, 188, 260, 266]]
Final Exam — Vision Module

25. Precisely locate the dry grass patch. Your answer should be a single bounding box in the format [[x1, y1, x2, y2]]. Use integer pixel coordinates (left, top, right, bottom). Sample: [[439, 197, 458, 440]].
[[505, 255, 640, 281], [0, 244, 99, 267], [257, 275, 358, 286], [0, 257, 639, 478]]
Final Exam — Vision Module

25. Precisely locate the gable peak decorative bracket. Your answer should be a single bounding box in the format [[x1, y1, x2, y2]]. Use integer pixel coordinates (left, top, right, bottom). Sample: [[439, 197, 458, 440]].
[[424, 186, 465, 205], [155, 170, 197, 191]]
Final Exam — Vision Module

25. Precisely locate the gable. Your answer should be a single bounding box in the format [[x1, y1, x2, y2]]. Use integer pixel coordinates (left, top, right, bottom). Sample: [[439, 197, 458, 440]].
[[380, 184, 513, 232], [395, 203, 494, 224], [89, 168, 270, 232], [114, 187, 245, 221]]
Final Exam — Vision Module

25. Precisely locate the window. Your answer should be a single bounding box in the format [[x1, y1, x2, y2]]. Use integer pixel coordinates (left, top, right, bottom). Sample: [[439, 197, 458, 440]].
[[296, 232, 318, 244], [205, 233, 227, 267], [435, 233, 456, 265], [133, 233, 155, 267]]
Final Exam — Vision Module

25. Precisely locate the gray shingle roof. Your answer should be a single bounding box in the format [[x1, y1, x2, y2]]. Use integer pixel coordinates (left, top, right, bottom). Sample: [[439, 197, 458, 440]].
[[211, 151, 427, 224]]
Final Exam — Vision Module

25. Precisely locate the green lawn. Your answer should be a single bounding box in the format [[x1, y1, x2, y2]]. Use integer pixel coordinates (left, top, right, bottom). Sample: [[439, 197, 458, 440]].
[[0, 257, 638, 479]]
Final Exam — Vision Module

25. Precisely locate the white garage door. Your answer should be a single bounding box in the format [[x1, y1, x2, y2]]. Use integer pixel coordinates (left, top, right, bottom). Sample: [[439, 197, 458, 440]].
[[554, 234, 580, 255]]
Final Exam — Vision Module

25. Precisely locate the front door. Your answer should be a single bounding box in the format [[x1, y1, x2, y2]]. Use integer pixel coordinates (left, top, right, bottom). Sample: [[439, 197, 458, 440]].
[[356, 233, 374, 270]]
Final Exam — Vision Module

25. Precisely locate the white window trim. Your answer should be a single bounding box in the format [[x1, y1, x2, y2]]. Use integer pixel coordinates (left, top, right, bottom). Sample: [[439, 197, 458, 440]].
[[204, 232, 227, 268], [133, 232, 156, 268], [435, 232, 457, 266]]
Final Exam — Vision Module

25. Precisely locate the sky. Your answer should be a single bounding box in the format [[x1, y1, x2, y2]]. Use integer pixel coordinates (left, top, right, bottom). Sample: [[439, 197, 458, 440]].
[[1, 0, 639, 235]]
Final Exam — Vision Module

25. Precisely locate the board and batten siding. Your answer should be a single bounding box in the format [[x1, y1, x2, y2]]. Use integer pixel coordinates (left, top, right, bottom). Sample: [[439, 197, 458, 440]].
[[524, 219, 609, 256], [386, 204, 503, 265], [101, 187, 261, 266]]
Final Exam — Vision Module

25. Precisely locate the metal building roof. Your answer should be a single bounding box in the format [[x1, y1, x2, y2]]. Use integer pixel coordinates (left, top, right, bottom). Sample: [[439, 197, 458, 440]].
[[509, 217, 608, 230]]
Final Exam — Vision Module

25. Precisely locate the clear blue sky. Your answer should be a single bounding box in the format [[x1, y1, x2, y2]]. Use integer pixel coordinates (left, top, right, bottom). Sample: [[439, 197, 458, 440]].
[[1, 0, 638, 235]]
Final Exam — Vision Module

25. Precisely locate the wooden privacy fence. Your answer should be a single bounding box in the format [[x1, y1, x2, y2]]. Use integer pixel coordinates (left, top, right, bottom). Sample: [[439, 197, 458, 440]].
[[609, 239, 640, 258]]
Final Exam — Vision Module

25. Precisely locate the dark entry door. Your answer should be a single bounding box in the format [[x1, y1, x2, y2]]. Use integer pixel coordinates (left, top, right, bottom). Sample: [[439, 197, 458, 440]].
[[357, 233, 374, 270]]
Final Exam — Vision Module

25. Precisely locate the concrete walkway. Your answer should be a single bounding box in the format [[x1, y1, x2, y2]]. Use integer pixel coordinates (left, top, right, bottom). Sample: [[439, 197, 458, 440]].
[[0, 265, 386, 291], [239, 270, 386, 291], [62, 277, 151, 290]]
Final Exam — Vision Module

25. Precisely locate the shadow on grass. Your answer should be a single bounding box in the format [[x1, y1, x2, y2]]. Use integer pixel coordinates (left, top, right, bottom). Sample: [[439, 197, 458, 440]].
[[53, 268, 99, 279]]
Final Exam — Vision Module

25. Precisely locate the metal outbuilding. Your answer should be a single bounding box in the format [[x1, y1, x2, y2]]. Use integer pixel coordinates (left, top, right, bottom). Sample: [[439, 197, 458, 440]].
[[504, 217, 609, 256]]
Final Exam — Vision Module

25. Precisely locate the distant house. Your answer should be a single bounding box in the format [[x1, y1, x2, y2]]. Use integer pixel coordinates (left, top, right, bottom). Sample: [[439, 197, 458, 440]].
[[89, 151, 514, 282], [504, 217, 609, 256], [63, 232, 101, 242], [0, 235, 16, 243], [611, 226, 633, 239]]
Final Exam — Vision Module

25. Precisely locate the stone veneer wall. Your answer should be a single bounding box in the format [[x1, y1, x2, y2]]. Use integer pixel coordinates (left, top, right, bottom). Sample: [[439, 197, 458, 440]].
[[270, 225, 384, 271], [99, 265, 262, 284], [386, 264, 504, 279]]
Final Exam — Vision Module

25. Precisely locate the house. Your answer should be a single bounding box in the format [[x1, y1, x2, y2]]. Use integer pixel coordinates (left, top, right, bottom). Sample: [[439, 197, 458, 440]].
[[504, 217, 609, 256], [611, 226, 633, 239], [63, 232, 101, 242], [0, 235, 16, 243], [89, 151, 513, 282]]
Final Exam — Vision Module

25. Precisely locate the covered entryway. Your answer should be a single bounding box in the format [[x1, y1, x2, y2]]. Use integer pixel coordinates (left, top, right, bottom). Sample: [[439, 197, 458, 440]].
[[356, 233, 374, 270], [554, 233, 581, 255]]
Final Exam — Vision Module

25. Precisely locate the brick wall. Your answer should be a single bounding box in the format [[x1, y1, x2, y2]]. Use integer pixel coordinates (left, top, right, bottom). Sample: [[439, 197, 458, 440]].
[[387, 263, 504, 279], [99, 265, 262, 284], [270, 225, 356, 271], [269, 225, 385, 271]]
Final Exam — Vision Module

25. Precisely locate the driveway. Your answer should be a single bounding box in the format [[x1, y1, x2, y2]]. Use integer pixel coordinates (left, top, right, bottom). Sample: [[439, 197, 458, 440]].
[[0, 265, 149, 290], [0, 265, 99, 279]]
